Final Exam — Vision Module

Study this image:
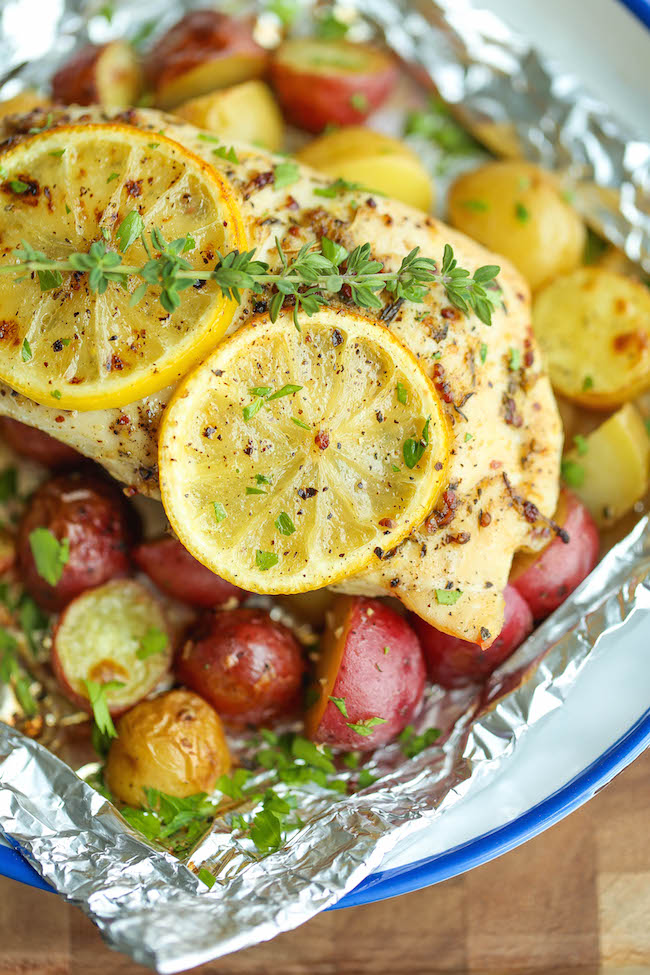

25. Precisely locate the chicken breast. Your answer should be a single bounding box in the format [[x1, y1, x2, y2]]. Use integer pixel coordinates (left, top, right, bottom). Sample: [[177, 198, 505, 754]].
[[0, 107, 562, 643]]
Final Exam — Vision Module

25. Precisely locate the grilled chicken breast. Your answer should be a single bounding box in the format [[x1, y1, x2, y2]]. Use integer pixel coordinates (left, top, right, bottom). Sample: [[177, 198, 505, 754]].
[[0, 107, 562, 643]]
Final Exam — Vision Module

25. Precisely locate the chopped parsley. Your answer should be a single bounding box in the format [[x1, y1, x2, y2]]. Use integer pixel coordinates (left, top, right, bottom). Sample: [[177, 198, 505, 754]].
[[48, 148, 65, 158], [275, 512, 295, 535], [515, 202, 530, 223], [404, 98, 479, 155], [21, 338, 32, 363], [213, 501, 227, 523], [398, 725, 441, 758], [403, 417, 430, 469], [246, 486, 267, 495], [464, 432, 473, 442], [314, 177, 377, 199], [274, 160, 300, 190], [116, 210, 144, 252], [561, 458, 585, 488], [461, 199, 488, 212], [573, 434, 589, 456], [9, 179, 29, 194], [396, 381, 408, 405], [328, 696, 348, 717], [212, 145, 239, 165], [349, 92, 369, 113], [435, 588, 463, 605], [316, 10, 349, 39], [106, 172, 120, 183], [346, 715, 387, 737], [83, 679, 123, 738], [28, 528, 69, 585], [480, 342, 488, 363], [137, 626, 168, 660], [50, 389, 62, 400], [509, 347, 521, 371], [582, 376, 594, 391], [0, 627, 37, 716], [147, 143, 160, 150], [256, 550, 278, 571]]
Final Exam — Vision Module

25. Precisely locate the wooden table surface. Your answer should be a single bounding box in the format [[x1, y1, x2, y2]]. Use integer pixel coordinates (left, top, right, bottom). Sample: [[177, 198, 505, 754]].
[[0, 747, 648, 975]]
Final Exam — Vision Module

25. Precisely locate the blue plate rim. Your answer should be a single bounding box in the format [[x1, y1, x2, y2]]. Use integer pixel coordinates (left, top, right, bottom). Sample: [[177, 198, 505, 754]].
[[618, 0, 650, 29]]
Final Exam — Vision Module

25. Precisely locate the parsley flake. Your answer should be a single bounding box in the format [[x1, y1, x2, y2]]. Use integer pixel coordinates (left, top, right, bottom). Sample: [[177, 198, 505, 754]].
[[349, 92, 369, 113], [561, 458, 585, 488], [461, 199, 488, 212], [83, 678, 123, 738], [275, 512, 295, 535], [274, 160, 300, 190], [582, 375, 594, 391], [403, 416, 430, 469], [21, 337, 32, 362], [256, 550, 278, 571], [509, 347, 521, 371], [212, 145, 239, 164], [48, 148, 65, 158], [346, 715, 387, 737], [396, 381, 408, 405], [137, 626, 168, 660], [9, 179, 29, 194], [28, 528, 69, 585], [480, 342, 488, 363], [435, 588, 463, 605], [213, 501, 227, 523], [116, 210, 144, 253], [515, 201, 530, 223], [106, 172, 120, 183], [398, 724, 441, 758], [328, 695, 348, 717], [573, 434, 588, 456]]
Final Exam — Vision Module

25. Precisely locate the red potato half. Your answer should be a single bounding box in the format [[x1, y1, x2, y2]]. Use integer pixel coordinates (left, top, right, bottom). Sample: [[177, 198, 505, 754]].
[[0, 418, 81, 469], [270, 39, 397, 133], [52, 578, 173, 715], [133, 536, 244, 608], [17, 472, 132, 612], [52, 41, 142, 106], [412, 585, 533, 690], [510, 489, 600, 619], [305, 596, 426, 750], [176, 608, 305, 725], [146, 11, 268, 110]]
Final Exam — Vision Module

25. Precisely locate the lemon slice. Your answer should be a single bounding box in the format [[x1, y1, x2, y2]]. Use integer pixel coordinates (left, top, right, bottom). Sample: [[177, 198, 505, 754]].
[[0, 123, 246, 410], [159, 308, 450, 594]]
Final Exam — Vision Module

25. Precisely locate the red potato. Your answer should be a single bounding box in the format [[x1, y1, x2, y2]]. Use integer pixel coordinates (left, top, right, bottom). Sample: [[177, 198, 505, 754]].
[[510, 489, 600, 619], [146, 11, 268, 110], [17, 473, 132, 612], [176, 608, 305, 725], [305, 596, 426, 751], [133, 536, 244, 608], [270, 39, 397, 133], [52, 579, 172, 716], [412, 585, 533, 690], [52, 40, 142, 106], [0, 418, 81, 469]]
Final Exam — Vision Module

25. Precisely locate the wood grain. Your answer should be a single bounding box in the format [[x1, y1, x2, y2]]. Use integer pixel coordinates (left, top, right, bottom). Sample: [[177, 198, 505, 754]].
[[0, 748, 648, 975]]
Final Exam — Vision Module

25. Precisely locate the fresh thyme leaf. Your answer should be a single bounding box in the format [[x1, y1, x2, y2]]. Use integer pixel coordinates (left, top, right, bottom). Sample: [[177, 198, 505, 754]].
[[256, 550, 278, 571], [38, 269, 62, 292], [346, 715, 387, 736], [274, 160, 300, 190], [275, 512, 295, 535], [83, 678, 123, 738], [116, 210, 144, 252], [137, 626, 168, 660], [561, 458, 585, 488], [28, 528, 69, 585], [435, 588, 462, 605], [21, 337, 32, 362], [328, 695, 348, 717], [213, 501, 227, 523]]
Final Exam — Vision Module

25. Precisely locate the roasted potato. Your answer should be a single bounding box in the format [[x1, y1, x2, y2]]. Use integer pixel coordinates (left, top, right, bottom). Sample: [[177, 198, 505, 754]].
[[305, 596, 426, 750], [279, 589, 335, 625], [0, 90, 50, 120], [510, 490, 600, 619], [105, 689, 231, 805], [146, 11, 268, 110], [176, 608, 305, 725], [0, 418, 81, 469], [52, 41, 142, 107], [17, 473, 132, 611], [176, 81, 284, 152], [270, 38, 397, 133], [412, 585, 533, 689], [297, 126, 434, 212], [448, 161, 586, 291], [533, 268, 650, 409], [133, 536, 244, 609], [52, 579, 172, 715], [561, 403, 650, 528]]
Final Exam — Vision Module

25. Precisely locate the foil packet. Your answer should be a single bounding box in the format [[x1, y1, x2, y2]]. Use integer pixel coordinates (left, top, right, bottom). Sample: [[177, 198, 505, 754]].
[[0, 1, 649, 971]]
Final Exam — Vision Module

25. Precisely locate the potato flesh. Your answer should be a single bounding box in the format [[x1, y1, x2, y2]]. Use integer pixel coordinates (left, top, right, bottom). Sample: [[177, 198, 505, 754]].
[[533, 268, 650, 409], [448, 161, 585, 291], [175, 81, 284, 152], [563, 403, 649, 527]]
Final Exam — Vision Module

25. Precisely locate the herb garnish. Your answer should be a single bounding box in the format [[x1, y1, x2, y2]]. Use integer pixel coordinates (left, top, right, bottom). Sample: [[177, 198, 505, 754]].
[[509, 347, 521, 371], [243, 382, 303, 420], [403, 417, 430, 469], [137, 626, 168, 660], [256, 550, 279, 571], [349, 92, 369, 113], [561, 458, 585, 488], [515, 201, 530, 223], [275, 512, 295, 535], [21, 337, 32, 362], [3, 223, 501, 328], [346, 715, 387, 737], [398, 725, 441, 758], [83, 678, 123, 738], [28, 528, 69, 585], [435, 588, 463, 605], [573, 434, 588, 456], [213, 501, 227, 523], [328, 695, 348, 717], [396, 381, 408, 405], [314, 177, 378, 199], [274, 160, 300, 190], [404, 98, 479, 156], [0, 627, 37, 716]]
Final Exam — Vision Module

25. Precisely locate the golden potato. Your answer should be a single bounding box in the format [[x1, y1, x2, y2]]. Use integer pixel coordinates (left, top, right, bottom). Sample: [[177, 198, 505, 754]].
[[297, 126, 434, 212], [0, 90, 50, 120], [105, 689, 231, 806], [448, 161, 585, 290], [533, 268, 650, 409], [562, 403, 649, 528], [176, 81, 284, 152], [52, 41, 142, 107]]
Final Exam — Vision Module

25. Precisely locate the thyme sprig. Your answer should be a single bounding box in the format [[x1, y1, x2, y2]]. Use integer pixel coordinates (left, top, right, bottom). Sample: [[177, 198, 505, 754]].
[[1, 215, 501, 327]]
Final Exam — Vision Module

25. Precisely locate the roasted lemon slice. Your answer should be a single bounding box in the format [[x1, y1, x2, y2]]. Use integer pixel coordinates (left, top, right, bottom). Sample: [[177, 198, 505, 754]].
[[0, 124, 246, 410], [159, 308, 450, 594]]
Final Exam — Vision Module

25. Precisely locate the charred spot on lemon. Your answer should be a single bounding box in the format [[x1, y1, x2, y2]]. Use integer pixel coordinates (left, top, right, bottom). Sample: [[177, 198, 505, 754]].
[[0, 124, 246, 410], [159, 309, 449, 594]]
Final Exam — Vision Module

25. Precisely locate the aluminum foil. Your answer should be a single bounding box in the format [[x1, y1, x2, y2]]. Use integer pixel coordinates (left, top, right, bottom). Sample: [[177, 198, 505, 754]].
[[0, 0, 649, 971]]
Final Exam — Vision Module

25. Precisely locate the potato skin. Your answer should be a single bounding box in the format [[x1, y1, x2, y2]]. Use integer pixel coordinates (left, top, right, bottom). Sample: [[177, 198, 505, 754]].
[[270, 40, 397, 133], [17, 473, 132, 611], [52, 41, 141, 107], [448, 161, 585, 291], [510, 490, 599, 619], [0, 417, 81, 469], [412, 585, 533, 689], [176, 608, 305, 725], [105, 690, 231, 805], [306, 596, 426, 750], [133, 536, 244, 608]]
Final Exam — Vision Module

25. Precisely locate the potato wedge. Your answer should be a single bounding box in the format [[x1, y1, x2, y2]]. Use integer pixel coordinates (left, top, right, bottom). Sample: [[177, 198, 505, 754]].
[[0, 90, 50, 120], [561, 403, 649, 527], [52, 41, 142, 107], [448, 161, 585, 291], [297, 126, 434, 212], [176, 81, 284, 152], [533, 268, 650, 409]]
